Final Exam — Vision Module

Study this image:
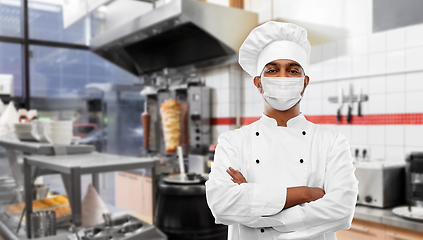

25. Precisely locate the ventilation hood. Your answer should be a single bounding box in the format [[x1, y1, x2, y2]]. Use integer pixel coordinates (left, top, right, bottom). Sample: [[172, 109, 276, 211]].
[[90, 0, 258, 76]]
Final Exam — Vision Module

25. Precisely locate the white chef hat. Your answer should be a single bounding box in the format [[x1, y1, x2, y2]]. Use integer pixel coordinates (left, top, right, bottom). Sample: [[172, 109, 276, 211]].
[[239, 21, 311, 77]]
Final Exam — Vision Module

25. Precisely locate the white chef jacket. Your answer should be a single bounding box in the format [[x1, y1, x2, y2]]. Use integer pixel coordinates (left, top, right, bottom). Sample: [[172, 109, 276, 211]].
[[205, 113, 358, 240]]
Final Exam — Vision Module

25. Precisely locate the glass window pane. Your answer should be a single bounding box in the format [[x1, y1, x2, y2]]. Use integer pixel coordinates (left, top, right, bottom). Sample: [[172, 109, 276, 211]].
[[28, 0, 89, 45], [30, 45, 139, 97], [30, 45, 143, 156], [0, 0, 22, 37], [0, 42, 22, 97]]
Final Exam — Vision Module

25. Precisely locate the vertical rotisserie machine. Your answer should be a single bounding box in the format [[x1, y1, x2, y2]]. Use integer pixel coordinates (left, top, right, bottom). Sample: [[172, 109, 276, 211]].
[[142, 82, 211, 173]]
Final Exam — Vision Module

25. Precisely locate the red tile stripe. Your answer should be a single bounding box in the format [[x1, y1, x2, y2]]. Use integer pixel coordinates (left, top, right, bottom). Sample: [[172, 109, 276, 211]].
[[211, 117, 237, 125], [211, 113, 423, 126], [304, 113, 423, 125]]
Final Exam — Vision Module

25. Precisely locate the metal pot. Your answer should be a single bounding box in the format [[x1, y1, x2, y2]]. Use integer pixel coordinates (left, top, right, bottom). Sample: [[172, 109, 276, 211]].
[[155, 174, 227, 240]]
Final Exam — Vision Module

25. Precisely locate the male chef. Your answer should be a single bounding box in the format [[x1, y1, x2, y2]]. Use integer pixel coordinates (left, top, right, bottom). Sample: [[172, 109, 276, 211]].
[[205, 21, 358, 240]]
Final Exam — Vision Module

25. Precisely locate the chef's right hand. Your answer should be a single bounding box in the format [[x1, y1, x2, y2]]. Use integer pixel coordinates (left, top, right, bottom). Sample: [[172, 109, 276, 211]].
[[307, 187, 325, 202]]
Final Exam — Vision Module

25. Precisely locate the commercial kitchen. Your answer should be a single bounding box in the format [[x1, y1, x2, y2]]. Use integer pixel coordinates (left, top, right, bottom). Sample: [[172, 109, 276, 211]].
[[0, 0, 422, 239]]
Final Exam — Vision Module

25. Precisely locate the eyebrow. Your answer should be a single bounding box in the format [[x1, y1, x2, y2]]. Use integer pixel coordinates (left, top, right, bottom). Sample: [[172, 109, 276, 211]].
[[265, 62, 302, 68]]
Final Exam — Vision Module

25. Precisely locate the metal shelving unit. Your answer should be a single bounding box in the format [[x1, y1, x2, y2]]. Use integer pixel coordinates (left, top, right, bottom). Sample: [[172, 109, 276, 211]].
[[23, 153, 158, 239]]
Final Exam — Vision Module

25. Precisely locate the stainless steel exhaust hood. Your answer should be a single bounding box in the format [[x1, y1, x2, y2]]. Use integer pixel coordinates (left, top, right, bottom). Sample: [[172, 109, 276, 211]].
[[90, 0, 258, 76]]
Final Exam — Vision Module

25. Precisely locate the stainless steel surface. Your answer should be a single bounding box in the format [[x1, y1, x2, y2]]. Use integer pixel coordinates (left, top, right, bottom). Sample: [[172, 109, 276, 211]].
[[23, 153, 159, 236], [405, 152, 423, 207], [90, 0, 258, 75], [32, 184, 49, 200], [187, 86, 211, 154], [188, 155, 207, 174], [30, 211, 56, 238], [354, 205, 423, 233], [0, 139, 95, 155], [355, 161, 405, 208], [68, 214, 166, 240], [7, 150, 24, 188], [411, 173, 423, 184]]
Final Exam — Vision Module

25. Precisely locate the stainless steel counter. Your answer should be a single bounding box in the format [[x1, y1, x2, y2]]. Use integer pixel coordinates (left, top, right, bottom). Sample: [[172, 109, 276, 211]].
[[354, 205, 423, 232]]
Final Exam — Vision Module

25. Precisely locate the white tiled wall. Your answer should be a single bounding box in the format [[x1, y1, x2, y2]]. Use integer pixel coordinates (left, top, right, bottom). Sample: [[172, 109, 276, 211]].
[[199, 63, 242, 144], [302, 22, 423, 163], [200, 23, 423, 162]]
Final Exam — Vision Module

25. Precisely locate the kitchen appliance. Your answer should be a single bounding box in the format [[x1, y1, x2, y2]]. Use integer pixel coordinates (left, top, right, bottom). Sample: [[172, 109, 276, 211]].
[[405, 152, 423, 207], [90, 0, 258, 76], [355, 161, 405, 208], [68, 214, 167, 240], [143, 83, 211, 156], [155, 174, 227, 240]]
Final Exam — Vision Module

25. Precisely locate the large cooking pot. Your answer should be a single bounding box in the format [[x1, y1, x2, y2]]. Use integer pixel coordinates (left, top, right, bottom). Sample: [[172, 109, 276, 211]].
[[155, 173, 227, 240]]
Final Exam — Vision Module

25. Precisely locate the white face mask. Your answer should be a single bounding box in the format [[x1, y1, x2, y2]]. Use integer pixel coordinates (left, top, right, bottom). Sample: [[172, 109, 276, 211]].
[[260, 76, 304, 111]]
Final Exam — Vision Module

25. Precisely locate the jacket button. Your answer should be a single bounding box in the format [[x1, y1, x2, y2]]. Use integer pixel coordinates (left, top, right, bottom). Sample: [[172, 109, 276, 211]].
[[256, 159, 260, 164], [302, 131, 306, 135], [300, 159, 304, 163], [256, 131, 259, 136], [260, 228, 265, 233]]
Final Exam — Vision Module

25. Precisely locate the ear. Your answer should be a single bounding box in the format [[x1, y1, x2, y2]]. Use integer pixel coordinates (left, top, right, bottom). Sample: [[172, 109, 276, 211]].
[[301, 75, 310, 96], [253, 76, 262, 93]]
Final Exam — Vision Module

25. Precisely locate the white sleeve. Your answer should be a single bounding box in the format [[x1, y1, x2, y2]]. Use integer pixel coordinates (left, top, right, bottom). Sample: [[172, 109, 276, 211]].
[[274, 212, 354, 240], [205, 132, 287, 228], [269, 132, 358, 236]]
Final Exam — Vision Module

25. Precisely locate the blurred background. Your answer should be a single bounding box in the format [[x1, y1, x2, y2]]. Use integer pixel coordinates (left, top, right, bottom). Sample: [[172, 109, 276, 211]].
[[0, 0, 422, 239]]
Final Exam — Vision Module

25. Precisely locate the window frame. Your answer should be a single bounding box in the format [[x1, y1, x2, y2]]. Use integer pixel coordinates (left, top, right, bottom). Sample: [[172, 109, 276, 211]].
[[0, 0, 90, 109]]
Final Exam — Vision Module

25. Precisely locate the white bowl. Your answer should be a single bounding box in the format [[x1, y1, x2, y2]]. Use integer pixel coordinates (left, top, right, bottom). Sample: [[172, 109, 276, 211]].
[[45, 132, 73, 145], [49, 121, 73, 128], [45, 126, 73, 132]]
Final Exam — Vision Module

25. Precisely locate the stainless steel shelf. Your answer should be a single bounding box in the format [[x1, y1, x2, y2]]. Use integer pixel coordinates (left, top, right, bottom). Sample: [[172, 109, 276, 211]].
[[0, 139, 95, 155], [354, 205, 423, 233], [23, 153, 159, 239]]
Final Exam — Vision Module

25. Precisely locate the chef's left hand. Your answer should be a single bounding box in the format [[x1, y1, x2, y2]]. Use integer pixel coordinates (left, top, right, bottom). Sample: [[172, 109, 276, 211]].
[[227, 167, 247, 185]]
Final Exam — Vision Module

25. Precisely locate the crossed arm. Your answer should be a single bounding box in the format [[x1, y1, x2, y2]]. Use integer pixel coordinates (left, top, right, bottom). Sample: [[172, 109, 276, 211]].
[[226, 167, 325, 209], [206, 131, 358, 238]]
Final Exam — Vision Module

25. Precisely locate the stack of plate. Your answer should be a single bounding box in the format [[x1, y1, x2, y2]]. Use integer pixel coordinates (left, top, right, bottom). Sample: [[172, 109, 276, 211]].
[[14, 123, 37, 141], [45, 121, 73, 145]]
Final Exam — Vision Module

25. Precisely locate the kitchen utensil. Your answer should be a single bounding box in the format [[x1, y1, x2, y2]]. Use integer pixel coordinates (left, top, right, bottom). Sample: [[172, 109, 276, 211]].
[[337, 88, 343, 122], [141, 103, 150, 149], [347, 83, 353, 123], [405, 152, 423, 207], [358, 88, 363, 116], [177, 146, 185, 174], [30, 211, 56, 238], [392, 206, 423, 221], [355, 161, 405, 208], [32, 184, 49, 200]]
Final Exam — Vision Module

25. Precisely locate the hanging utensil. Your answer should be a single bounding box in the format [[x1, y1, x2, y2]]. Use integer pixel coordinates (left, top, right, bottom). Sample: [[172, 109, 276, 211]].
[[358, 88, 363, 117], [347, 84, 353, 123], [337, 88, 343, 122]]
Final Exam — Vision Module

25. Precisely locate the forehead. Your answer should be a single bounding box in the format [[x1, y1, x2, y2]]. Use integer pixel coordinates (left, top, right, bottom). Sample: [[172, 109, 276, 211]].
[[265, 59, 302, 68]]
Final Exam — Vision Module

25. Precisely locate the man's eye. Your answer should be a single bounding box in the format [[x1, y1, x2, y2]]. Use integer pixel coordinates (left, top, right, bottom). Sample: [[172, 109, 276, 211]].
[[289, 70, 300, 74], [267, 69, 277, 73]]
